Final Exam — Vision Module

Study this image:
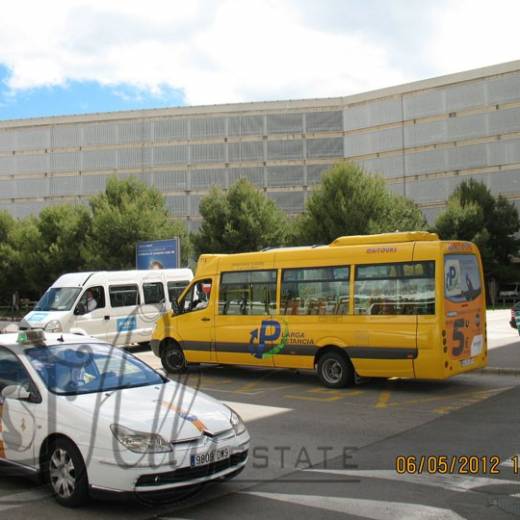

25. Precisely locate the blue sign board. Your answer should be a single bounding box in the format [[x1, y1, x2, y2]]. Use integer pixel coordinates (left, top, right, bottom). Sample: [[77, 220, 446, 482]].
[[136, 238, 180, 270]]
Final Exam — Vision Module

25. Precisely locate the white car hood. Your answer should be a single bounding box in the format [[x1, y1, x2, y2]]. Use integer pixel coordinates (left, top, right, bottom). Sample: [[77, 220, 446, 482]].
[[59, 381, 233, 442]]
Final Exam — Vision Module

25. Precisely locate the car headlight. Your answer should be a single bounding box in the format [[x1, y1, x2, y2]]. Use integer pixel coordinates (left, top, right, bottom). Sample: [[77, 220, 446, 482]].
[[110, 424, 172, 453], [45, 320, 63, 333], [227, 407, 247, 435]]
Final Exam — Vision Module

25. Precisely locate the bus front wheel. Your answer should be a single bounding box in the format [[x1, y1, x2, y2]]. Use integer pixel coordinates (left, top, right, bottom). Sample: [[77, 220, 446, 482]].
[[161, 342, 187, 374], [317, 351, 354, 388]]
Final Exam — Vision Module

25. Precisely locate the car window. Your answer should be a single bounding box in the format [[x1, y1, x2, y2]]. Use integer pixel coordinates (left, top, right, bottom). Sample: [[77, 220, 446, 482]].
[[25, 343, 165, 396], [0, 347, 32, 393]]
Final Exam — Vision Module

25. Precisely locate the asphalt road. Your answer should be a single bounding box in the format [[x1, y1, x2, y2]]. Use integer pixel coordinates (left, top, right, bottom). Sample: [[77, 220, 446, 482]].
[[1, 312, 520, 519]]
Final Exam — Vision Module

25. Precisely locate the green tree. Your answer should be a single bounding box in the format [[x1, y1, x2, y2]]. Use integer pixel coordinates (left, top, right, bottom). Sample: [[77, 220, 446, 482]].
[[193, 178, 289, 255], [83, 176, 190, 269], [294, 162, 426, 244], [434, 178, 520, 276]]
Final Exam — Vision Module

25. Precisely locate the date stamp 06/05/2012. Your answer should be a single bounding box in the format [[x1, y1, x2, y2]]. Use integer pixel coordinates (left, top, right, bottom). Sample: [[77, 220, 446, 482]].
[[395, 455, 520, 476]]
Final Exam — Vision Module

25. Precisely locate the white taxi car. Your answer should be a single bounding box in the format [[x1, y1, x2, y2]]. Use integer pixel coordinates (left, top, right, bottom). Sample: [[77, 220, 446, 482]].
[[0, 330, 249, 507]]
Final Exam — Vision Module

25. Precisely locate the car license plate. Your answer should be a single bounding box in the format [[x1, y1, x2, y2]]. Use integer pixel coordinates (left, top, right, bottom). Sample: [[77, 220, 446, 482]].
[[191, 447, 230, 467], [461, 358, 474, 367]]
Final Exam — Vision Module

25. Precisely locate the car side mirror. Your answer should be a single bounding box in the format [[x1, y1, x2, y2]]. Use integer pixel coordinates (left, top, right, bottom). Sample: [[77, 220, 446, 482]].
[[2, 384, 31, 401]]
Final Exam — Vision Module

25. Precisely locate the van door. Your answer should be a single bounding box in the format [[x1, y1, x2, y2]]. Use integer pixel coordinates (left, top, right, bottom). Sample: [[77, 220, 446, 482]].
[[214, 270, 276, 367], [106, 284, 141, 346], [349, 260, 426, 378], [137, 281, 168, 345], [72, 286, 110, 342], [175, 279, 215, 363]]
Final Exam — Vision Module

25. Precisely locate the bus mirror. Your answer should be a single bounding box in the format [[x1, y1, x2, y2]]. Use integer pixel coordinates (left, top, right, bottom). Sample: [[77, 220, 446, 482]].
[[171, 299, 181, 315]]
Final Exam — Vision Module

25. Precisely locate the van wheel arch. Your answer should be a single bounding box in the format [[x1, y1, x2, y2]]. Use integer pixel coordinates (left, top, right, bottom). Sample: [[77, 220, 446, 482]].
[[314, 346, 356, 388], [160, 337, 187, 373]]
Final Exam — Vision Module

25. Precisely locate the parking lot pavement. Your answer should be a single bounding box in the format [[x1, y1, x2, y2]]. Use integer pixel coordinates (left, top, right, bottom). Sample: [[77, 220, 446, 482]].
[[2, 365, 519, 520]]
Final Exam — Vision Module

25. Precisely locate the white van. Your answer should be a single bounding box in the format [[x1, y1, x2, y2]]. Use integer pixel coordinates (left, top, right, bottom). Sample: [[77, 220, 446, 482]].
[[21, 269, 193, 346]]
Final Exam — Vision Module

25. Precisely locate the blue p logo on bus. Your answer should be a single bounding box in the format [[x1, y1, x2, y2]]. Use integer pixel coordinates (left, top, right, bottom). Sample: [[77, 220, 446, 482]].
[[249, 320, 288, 359]]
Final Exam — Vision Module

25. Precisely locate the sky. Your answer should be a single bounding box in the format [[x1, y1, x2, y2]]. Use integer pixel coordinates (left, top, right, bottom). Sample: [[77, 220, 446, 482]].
[[0, 0, 519, 121]]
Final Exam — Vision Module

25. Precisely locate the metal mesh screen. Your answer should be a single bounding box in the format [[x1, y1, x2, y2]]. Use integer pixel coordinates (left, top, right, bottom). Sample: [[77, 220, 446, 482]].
[[306, 138, 344, 158], [153, 170, 188, 191], [228, 115, 264, 136], [266, 113, 303, 134], [267, 140, 303, 160], [165, 195, 188, 216], [153, 118, 189, 141], [228, 141, 264, 162], [228, 167, 264, 187], [82, 149, 117, 171], [153, 145, 189, 165], [51, 152, 81, 173], [190, 117, 226, 138], [49, 175, 81, 196], [190, 143, 225, 163], [267, 165, 304, 187], [306, 111, 343, 132], [190, 168, 227, 189]]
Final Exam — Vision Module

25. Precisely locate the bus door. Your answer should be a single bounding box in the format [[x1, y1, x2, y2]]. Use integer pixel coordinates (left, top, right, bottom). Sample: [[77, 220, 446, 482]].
[[351, 260, 428, 378], [443, 253, 485, 372], [215, 270, 276, 367], [175, 278, 216, 363]]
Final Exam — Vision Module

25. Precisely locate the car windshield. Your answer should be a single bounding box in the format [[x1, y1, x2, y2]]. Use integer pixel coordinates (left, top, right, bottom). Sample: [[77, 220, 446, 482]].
[[34, 288, 81, 311], [25, 343, 166, 395]]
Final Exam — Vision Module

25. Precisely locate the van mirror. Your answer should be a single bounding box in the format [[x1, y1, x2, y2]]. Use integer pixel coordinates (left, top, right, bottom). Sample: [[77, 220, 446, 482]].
[[74, 303, 86, 316], [171, 299, 181, 315]]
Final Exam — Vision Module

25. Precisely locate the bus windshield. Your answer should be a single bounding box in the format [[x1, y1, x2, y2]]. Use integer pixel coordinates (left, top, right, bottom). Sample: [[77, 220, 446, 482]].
[[34, 287, 82, 311], [444, 254, 482, 303]]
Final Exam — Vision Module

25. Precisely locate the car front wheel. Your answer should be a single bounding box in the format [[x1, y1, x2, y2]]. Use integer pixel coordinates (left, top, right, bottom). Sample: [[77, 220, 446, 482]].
[[47, 438, 89, 507]]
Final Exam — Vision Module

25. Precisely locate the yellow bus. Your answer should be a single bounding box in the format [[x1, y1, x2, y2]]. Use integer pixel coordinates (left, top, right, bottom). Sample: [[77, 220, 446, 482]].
[[150, 232, 487, 387]]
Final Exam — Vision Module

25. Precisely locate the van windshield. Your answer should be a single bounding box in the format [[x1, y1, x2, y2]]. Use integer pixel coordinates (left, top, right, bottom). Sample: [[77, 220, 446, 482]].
[[34, 288, 81, 311]]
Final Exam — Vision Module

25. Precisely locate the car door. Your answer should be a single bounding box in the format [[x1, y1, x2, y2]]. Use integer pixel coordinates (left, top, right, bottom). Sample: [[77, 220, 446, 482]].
[[0, 347, 38, 467]]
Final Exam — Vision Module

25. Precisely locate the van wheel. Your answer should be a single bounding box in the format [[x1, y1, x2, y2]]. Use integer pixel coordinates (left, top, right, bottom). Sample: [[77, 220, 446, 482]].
[[47, 438, 89, 507], [161, 343, 187, 373], [317, 351, 354, 388]]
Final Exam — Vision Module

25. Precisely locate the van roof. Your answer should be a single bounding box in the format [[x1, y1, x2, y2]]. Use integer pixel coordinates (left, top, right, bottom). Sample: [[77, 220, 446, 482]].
[[52, 269, 193, 288]]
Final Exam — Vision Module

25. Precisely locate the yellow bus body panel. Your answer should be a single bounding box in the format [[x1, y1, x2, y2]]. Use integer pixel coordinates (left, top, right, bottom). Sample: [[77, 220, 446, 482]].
[[152, 232, 487, 381]]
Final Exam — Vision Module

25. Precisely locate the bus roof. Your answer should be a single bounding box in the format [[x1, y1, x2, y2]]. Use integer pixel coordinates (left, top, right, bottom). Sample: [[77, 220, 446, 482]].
[[195, 232, 442, 276]]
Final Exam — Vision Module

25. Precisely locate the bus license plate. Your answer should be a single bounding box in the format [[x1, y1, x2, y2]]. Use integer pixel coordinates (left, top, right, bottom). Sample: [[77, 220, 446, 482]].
[[461, 358, 474, 367], [191, 448, 230, 467]]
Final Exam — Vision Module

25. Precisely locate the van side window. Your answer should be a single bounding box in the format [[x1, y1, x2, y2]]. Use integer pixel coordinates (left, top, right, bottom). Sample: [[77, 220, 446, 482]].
[[76, 286, 105, 314], [354, 261, 435, 315], [219, 270, 276, 316], [281, 266, 350, 315], [109, 285, 140, 308], [143, 282, 165, 304], [167, 281, 189, 303]]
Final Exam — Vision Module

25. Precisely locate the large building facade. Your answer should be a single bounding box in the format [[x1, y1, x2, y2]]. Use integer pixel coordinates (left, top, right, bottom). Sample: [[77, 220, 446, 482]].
[[1, 61, 519, 230]]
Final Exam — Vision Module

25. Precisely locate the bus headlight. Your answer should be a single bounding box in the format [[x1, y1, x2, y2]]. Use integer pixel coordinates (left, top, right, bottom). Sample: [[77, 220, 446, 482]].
[[45, 320, 63, 333]]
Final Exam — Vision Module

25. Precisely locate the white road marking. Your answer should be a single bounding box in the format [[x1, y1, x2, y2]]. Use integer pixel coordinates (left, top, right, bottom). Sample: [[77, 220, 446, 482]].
[[0, 488, 51, 513], [223, 401, 291, 422], [243, 491, 466, 520], [306, 469, 520, 493], [500, 455, 520, 467]]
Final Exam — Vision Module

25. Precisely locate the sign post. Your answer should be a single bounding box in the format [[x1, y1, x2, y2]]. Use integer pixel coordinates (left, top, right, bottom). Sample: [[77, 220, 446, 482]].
[[136, 238, 180, 269]]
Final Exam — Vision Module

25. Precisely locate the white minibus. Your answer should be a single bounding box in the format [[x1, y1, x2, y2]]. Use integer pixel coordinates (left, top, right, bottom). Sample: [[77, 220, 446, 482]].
[[21, 269, 193, 346]]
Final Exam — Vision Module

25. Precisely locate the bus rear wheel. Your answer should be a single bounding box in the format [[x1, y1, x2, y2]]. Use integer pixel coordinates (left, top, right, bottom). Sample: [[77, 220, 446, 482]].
[[317, 351, 354, 388], [161, 342, 187, 374]]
